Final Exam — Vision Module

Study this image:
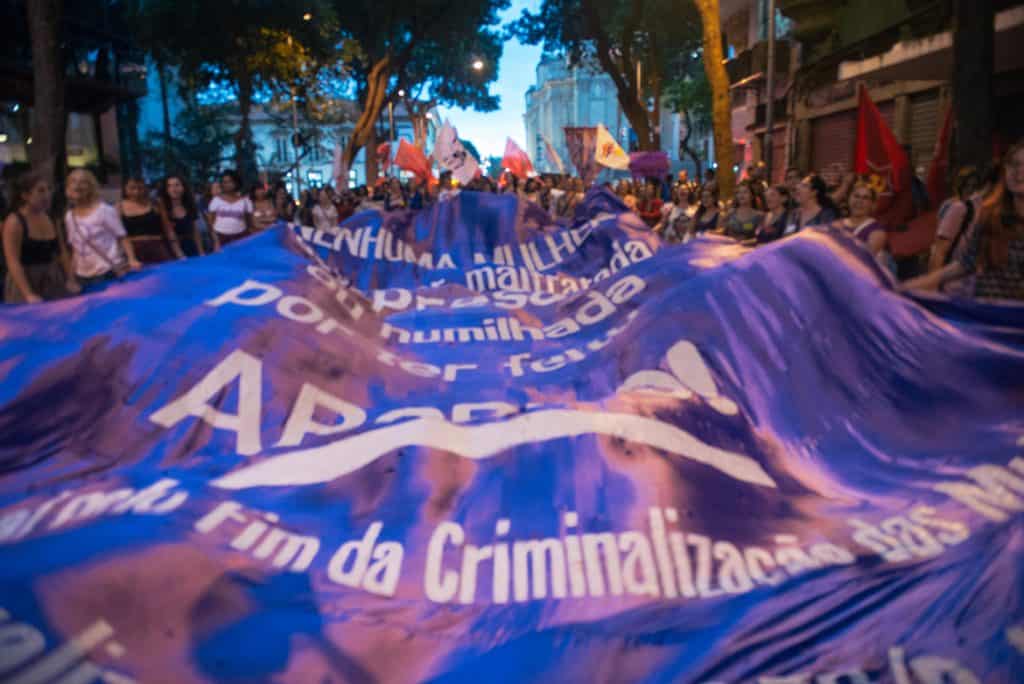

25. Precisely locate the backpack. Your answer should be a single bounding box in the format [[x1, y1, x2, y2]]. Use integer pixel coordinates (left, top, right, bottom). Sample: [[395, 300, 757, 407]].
[[944, 200, 975, 265]]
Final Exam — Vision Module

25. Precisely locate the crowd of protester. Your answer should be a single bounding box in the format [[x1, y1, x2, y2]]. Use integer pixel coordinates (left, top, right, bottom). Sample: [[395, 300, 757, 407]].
[[2, 138, 1022, 304]]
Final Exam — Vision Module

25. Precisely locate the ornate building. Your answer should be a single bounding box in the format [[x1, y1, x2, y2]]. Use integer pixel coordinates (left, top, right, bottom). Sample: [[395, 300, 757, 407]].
[[524, 54, 689, 177]]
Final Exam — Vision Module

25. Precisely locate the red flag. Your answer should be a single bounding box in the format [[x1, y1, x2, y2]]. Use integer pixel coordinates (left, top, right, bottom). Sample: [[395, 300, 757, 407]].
[[854, 85, 914, 228], [393, 139, 436, 185], [501, 138, 535, 180], [376, 142, 392, 171], [926, 105, 954, 205]]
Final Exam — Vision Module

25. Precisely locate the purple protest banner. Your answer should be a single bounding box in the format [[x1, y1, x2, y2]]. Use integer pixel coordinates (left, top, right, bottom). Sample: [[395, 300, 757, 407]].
[[0, 188, 1022, 682]]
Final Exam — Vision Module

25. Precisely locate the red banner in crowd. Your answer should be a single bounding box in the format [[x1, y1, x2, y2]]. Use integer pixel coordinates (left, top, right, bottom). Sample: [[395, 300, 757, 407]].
[[854, 85, 914, 228], [394, 139, 436, 185], [564, 127, 599, 185], [501, 138, 535, 180], [376, 142, 392, 171]]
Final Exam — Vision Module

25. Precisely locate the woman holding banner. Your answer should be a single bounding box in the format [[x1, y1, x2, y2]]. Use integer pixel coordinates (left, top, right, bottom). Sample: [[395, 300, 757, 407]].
[[65, 169, 141, 292], [905, 140, 1024, 301], [208, 170, 253, 249], [2, 171, 78, 302]]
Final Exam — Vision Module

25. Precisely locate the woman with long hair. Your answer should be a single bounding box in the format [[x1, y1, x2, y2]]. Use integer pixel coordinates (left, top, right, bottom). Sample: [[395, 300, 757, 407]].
[[120, 176, 182, 263], [756, 185, 792, 244], [250, 183, 277, 232], [834, 183, 886, 257], [2, 171, 78, 302], [65, 169, 140, 290], [905, 140, 1024, 301], [657, 185, 695, 243], [157, 175, 203, 257], [786, 174, 838, 235], [313, 186, 340, 233], [928, 166, 982, 271], [207, 170, 253, 249], [720, 181, 763, 240], [693, 185, 721, 234], [273, 183, 295, 222]]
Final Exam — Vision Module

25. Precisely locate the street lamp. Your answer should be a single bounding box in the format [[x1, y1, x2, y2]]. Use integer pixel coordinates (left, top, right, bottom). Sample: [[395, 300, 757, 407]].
[[472, 59, 484, 71], [398, 89, 405, 97], [302, 12, 312, 21]]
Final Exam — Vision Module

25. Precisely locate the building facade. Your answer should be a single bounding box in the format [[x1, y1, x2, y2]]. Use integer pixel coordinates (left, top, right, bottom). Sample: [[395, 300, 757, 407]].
[[136, 72, 434, 192], [721, 0, 1024, 184], [0, 0, 148, 188], [523, 54, 689, 178]]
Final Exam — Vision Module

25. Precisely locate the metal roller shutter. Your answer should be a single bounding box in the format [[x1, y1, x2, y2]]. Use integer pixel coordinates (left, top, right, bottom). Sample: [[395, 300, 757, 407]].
[[811, 109, 857, 175], [910, 89, 941, 172], [811, 101, 894, 176]]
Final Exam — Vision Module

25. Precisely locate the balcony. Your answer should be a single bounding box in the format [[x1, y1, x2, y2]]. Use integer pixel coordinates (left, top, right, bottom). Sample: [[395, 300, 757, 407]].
[[0, 4, 147, 112], [726, 40, 791, 88]]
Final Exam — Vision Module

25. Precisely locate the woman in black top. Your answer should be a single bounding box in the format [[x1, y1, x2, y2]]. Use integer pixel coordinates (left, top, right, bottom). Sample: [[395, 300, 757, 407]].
[[693, 185, 721, 234], [786, 174, 839, 235], [755, 185, 792, 244], [2, 171, 78, 302], [158, 176, 204, 257], [119, 176, 181, 263]]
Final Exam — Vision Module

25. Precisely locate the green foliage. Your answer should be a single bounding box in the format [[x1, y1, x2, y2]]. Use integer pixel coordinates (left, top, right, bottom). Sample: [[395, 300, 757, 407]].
[[664, 56, 712, 132], [139, 98, 235, 184], [510, 0, 704, 148], [127, 0, 340, 175], [127, 0, 338, 93], [329, 0, 508, 111]]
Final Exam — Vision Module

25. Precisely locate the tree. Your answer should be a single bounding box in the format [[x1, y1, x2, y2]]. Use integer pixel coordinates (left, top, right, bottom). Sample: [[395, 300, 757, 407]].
[[692, 0, 734, 198], [26, 0, 66, 187], [665, 58, 712, 180], [329, 0, 506, 185], [138, 94, 235, 184], [511, 0, 703, 152], [128, 0, 337, 181]]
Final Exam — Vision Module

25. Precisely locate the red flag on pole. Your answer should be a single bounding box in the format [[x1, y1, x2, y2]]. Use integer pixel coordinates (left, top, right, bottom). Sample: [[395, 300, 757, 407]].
[[393, 139, 436, 185], [502, 138, 535, 180], [854, 85, 914, 228], [926, 105, 954, 205]]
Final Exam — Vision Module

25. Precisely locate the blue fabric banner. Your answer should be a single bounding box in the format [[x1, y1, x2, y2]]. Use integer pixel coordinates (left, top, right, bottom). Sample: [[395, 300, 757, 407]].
[[1, 188, 1023, 683]]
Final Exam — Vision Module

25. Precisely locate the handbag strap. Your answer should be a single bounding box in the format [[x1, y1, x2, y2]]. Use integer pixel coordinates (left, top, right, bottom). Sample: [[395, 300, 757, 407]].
[[69, 210, 121, 272]]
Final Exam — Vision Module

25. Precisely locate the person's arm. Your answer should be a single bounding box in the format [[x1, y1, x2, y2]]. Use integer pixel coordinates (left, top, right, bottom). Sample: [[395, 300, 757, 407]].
[[928, 202, 966, 272], [108, 204, 141, 270], [244, 199, 254, 233], [120, 237, 142, 270], [207, 203, 222, 251], [903, 262, 967, 292], [2, 215, 40, 302], [54, 216, 80, 293], [193, 217, 205, 256], [158, 204, 186, 259], [867, 228, 887, 257]]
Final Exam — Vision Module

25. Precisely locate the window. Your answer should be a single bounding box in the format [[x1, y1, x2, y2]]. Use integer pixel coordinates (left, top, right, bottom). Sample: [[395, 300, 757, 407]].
[[758, 1, 792, 41]]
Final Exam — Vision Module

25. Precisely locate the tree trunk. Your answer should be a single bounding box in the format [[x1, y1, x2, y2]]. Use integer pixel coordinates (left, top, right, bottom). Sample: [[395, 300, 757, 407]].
[[952, 0, 993, 173], [26, 0, 66, 188], [235, 73, 257, 181], [157, 59, 172, 173], [343, 57, 391, 187], [694, 0, 735, 198], [680, 108, 704, 181], [617, 90, 653, 151]]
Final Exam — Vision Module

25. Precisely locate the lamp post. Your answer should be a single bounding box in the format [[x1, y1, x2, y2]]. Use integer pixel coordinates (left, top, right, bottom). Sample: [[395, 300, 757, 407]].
[[763, 0, 776, 182]]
